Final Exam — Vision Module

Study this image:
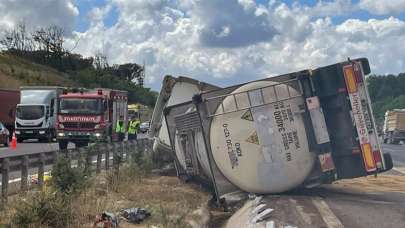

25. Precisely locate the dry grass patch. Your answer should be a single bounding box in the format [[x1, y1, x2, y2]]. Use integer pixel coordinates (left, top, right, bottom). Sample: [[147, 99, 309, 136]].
[[70, 166, 210, 228], [332, 174, 405, 193], [0, 53, 76, 89]]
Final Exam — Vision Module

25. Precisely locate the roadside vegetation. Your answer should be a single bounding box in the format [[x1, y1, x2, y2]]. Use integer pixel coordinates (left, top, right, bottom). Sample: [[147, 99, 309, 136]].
[[367, 74, 405, 128], [0, 152, 209, 228], [0, 22, 158, 107]]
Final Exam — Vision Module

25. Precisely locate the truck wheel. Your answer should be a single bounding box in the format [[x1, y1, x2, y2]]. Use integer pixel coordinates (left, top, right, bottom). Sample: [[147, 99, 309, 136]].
[[383, 153, 394, 171], [59, 141, 68, 150]]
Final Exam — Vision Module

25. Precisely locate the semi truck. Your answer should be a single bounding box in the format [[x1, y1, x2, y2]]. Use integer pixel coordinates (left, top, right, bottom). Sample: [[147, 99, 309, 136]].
[[383, 109, 405, 144], [56, 88, 128, 149], [15, 87, 64, 142], [153, 58, 393, 202], [0, 89, 20, 140]]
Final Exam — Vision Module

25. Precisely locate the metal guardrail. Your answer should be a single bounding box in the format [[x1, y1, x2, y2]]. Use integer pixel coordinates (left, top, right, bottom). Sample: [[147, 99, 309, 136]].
[[0, 138, 154, 203]]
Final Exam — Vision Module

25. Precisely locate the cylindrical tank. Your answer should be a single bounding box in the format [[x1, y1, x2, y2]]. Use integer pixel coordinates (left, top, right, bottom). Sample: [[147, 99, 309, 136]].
[[209, 81, 315, 193]]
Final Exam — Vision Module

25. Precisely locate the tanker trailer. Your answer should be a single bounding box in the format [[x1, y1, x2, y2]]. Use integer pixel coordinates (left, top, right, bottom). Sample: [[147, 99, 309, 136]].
[[163, 58, 393, 200], [149, 76, 219, 163]]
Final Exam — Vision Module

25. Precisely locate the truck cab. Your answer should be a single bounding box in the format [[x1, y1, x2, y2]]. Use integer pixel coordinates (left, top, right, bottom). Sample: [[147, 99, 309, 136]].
[[15, 87, 62, 142], [56, 88, 127, 149]]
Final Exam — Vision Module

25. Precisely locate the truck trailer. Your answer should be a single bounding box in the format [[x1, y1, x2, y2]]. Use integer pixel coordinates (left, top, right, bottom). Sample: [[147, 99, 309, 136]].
[[56, 88, 128, 149], [149, 76, 220, 160], [155, 58, 393, 201], [383, 109, 405, 144], [0, 89, 20, 140], [15, 87, 64, 142]]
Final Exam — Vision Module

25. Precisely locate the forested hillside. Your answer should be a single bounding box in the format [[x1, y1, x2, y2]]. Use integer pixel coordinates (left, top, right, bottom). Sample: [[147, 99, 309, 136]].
[[0, 23, 157, 107], [367, 73, 405, 126]]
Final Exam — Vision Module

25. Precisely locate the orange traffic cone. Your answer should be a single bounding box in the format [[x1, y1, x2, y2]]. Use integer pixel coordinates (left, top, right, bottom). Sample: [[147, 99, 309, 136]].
[[11, 132, 17, 150]]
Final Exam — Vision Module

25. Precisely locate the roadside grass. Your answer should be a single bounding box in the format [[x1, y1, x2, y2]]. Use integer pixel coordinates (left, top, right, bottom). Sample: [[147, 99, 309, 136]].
[[0, 53, 76, 89], [0, 154, 210, 228]]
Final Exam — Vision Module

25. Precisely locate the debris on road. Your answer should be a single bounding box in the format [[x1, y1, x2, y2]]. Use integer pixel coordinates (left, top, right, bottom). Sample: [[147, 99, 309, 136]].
[[120, 207, 151, 224], [93, 212, 119, 228]]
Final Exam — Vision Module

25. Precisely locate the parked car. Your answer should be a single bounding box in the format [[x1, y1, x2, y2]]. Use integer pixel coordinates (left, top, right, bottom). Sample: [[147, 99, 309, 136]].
[[0, 122, 10, 147], [139, 121, 150, 133]]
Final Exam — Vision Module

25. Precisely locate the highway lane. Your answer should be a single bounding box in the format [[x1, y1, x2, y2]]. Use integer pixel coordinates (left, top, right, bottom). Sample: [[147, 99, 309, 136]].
[[0, 133, 149, 158], [0, 139, 75, 158]]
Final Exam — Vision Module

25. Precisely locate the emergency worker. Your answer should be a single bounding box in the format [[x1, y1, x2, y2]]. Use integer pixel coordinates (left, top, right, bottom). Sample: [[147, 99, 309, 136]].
[[115, 118, 125, 141], [128, 117, 140, 140]]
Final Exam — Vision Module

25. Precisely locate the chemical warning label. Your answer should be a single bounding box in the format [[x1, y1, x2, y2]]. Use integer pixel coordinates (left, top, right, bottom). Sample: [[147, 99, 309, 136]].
[[241, 109, 254, 121], [246, 131, 259, 145]]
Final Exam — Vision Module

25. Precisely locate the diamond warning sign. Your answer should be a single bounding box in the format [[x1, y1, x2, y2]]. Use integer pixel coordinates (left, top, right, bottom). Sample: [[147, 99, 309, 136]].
[[246, 131, 259, 145], [241, 110, 253, 121]]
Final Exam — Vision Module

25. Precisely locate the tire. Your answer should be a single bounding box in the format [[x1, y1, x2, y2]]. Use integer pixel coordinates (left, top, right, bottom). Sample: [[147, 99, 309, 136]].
[[383, 138, 388, 144], [4, 141, 9, 147], [17, 138, 23, 143], [383, 153, 394, 171], [58, 140, 68, 150]]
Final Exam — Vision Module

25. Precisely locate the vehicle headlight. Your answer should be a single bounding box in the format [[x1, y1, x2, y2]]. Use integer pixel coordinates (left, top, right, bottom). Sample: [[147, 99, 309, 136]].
[[94, 124, 100, 129], [39, 131, 45, 134], [95, 133, 102, 137], [58, 132, 65, 137]]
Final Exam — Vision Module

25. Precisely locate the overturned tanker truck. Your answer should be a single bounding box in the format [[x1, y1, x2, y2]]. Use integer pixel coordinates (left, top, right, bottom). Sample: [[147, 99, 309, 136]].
[[151, 58, 393, 202]]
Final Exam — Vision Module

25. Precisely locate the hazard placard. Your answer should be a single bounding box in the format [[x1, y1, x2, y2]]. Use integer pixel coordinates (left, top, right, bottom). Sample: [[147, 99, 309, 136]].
[[241, 109, 254, 121], [246, 131, 259, 145]]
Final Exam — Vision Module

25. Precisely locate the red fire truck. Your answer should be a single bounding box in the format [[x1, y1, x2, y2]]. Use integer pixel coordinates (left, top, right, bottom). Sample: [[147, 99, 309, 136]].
[[56, 88, 128, 149]]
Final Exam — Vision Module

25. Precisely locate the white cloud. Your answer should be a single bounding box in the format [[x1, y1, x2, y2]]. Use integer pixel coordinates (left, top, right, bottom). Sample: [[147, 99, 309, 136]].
[[2, 0, 405, 90], [0, 0, 78, 34], [64, 0, 405, 89], [359, 0, 405, 15]]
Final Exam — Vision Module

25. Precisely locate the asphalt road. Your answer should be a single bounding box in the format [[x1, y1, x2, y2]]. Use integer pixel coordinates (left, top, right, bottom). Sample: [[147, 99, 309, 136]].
[[0, 133, 149, 158], [227, 143, 405, 228], [0, 139, 74, 158]]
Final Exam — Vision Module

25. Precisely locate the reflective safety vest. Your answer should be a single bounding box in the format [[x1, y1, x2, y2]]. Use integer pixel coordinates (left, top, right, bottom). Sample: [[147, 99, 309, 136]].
[[116, 120, 125, 133], [128, 120, 140, 135]]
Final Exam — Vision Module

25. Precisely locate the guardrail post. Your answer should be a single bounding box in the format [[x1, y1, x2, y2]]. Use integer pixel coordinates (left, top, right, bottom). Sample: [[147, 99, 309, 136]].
[[2, 158, 10, 203], [21, 155, 29, 192], [96, 144, 102, 173], [84, 146, 92, 173], [105, 144, 110, 170], [112, 143, 120, 177], [38, 153, 45, 188], [78, 147, 85, 168], [122, 141, 127, 161], [128, 140, 135, 161]]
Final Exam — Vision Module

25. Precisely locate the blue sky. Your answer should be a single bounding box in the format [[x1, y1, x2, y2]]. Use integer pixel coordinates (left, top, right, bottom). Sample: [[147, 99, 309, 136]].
[[74, 0, 405, 33], [1, 0, 405, 90]]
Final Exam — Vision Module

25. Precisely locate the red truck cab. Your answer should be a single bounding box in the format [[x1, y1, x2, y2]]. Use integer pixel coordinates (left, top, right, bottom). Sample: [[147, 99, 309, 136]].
[[56, 88, 128, 149]]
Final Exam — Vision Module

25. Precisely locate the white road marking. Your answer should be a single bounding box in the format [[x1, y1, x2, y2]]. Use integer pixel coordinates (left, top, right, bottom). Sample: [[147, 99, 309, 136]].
[[289, 198, 313, 225], [312, 197, 344, 228], [392, 167, 405, 175]]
